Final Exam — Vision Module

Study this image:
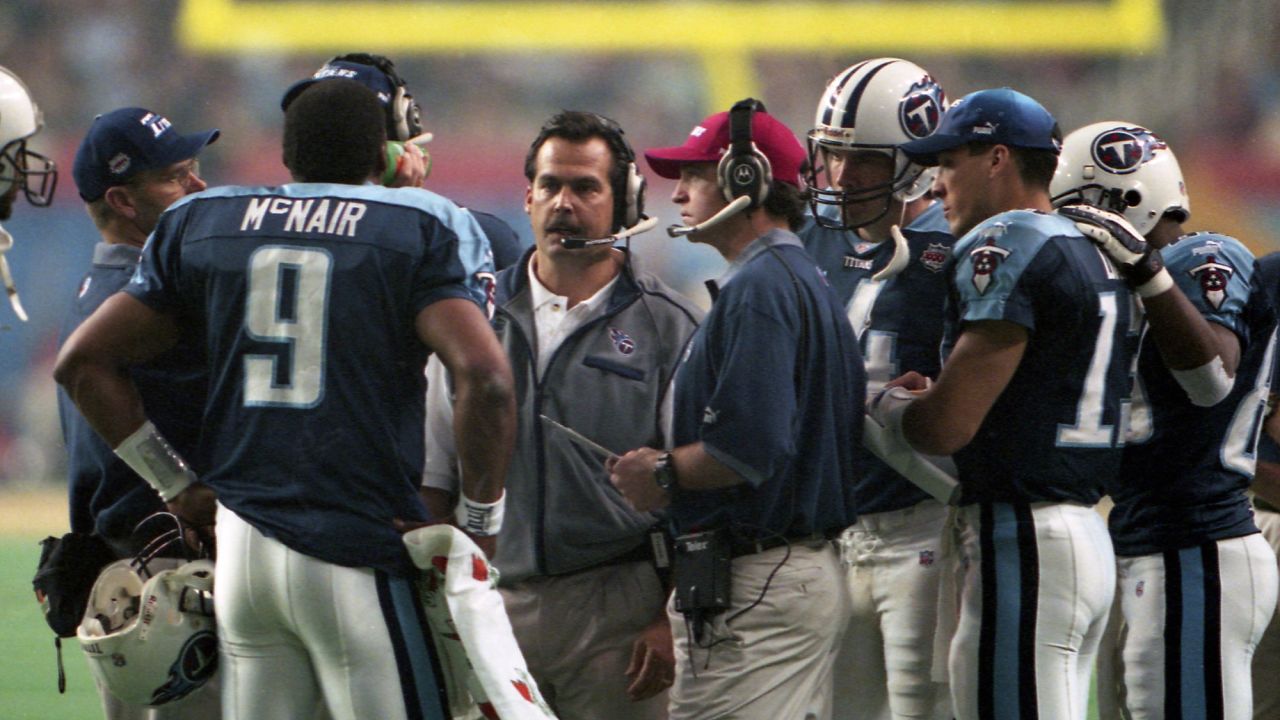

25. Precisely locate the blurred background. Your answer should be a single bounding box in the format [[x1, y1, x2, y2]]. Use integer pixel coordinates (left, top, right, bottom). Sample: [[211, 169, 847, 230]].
[[1, 0, 1279, 491]]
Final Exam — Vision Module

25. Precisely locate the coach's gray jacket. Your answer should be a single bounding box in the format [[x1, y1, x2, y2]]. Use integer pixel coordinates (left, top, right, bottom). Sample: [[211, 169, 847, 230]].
[[490, 248, 701, 584]]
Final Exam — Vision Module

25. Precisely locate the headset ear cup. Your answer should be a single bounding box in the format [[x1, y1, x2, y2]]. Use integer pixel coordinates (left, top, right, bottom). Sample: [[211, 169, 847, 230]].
[[625, 162, 646, 229], [718, 145, 772, 208]]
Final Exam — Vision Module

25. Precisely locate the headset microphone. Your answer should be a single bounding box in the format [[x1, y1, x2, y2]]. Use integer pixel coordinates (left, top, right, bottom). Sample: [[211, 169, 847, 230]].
[[560, 216, 658, 249], [666, 196, 752, 238]]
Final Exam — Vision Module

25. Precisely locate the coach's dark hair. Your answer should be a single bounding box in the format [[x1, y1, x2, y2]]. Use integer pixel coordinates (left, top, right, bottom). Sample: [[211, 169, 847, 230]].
[[524, 111, 635, 226], [283, 79, 386, 184], [764, 180, 811, 232]]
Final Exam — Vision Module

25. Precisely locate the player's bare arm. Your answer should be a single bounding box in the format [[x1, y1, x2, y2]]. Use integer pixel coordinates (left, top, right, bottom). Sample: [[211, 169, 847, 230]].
[[54, 292, 178, 445], [901, 319, 1028, 456], [54, 292, 216, 524], [416, 297, 516, 550]]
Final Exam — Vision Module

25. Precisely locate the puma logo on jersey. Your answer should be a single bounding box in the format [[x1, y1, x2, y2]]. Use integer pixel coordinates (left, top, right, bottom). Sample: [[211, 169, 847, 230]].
[[240, 197, 368, 238]]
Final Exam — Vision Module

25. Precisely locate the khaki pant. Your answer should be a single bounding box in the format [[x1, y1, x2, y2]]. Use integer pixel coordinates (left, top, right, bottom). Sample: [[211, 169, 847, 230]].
[[668, 541, 848, 720], [502, 561, 669, 720]]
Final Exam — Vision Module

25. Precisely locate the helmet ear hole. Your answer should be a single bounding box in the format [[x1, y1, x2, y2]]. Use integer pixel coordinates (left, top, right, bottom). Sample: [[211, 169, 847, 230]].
[[1123, 189, 1142, 208]]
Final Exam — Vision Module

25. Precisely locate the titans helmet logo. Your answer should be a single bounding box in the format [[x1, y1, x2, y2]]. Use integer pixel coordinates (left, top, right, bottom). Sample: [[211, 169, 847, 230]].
[[899, 76, 945, 140], [1188, 254, 1234, 311], [1090, 126, 1168, 175], [970, 236, 1011, 295]]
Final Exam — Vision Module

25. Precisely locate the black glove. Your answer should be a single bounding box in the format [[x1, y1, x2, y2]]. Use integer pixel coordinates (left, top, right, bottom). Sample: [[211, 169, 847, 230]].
[[1058, 203, 1167, 290]]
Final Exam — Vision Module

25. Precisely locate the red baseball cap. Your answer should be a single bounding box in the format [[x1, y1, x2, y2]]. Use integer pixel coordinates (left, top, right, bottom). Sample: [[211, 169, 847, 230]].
[[644, 109, 807, 188]]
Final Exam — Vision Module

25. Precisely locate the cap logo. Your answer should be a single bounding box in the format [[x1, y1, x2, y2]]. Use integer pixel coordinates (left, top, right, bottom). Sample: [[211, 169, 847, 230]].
[[139, 112, 172, 138], [1090, 127, 1166, 175], [899, 76, 945, 140], [108, 152, 131, 176], [690, 126, 707, 138], [314, 66, 359, 81], [971, 121, 997, 136]]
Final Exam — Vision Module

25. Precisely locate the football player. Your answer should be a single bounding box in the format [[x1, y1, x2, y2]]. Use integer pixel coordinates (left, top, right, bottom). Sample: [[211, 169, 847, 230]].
[[0, 65, 57, 320], [54, 79, 516, 720], [800, 58, 954, 720], [1053, 123, 1279, 720], [1250, 251, 1280, 720], [874, 89, 1130, 720]]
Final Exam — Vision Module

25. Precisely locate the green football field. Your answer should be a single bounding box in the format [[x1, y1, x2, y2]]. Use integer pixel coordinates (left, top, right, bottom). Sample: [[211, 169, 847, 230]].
[[0, 488, 1100, 718], [0, 525, 103, 718]]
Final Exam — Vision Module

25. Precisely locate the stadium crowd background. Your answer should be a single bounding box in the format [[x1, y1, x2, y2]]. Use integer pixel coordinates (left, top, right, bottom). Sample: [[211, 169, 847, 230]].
[[1, 0, 1278, 486]]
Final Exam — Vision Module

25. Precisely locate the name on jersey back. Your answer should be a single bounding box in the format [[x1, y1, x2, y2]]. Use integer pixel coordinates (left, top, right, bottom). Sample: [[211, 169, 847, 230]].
[[240, 197, 368, 238]]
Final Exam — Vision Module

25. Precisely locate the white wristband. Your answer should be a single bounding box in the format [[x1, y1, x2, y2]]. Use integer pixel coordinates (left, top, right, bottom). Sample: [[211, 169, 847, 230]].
[[113, 420, 197, 501], [1135, 267, 1175, 298], [455, 491, 505, 537], [1170, 355, 1234, 408]]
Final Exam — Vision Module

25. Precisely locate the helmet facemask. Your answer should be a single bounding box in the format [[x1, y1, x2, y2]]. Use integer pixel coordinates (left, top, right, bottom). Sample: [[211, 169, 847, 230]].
[[0, 137, 57, 208], [804, 135, 929, 231]]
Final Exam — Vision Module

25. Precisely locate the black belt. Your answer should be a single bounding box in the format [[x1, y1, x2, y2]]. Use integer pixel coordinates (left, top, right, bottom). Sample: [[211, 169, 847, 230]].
[[729, 531, 834, 559]]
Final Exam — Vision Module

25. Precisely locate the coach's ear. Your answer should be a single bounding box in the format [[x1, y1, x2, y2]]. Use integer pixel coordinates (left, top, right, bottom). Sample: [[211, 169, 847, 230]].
[[103, 185, 140, 221]]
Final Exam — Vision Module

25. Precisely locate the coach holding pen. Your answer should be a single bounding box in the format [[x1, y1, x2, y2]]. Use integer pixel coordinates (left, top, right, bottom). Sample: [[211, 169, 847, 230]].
[[609, 99, 865, 720]]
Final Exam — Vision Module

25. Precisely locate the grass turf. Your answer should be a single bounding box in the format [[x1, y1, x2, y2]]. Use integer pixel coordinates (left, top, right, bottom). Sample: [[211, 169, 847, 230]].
[[0, 534, 103, 718]]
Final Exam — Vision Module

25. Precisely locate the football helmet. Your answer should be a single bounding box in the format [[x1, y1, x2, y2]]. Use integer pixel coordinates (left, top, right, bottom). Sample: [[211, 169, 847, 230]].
[[805, 58, 946, 230], [1051, 121, 1189, 236], [0, 66, 57, 208], [77, 518, 217, 707]]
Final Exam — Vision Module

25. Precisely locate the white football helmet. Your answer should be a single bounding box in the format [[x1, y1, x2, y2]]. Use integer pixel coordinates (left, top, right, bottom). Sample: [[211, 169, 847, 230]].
[[1051, 121, 1189, 236], [78, 557, 217, 706], [805, 58, 947, 229], [0, 65, 57, 208]]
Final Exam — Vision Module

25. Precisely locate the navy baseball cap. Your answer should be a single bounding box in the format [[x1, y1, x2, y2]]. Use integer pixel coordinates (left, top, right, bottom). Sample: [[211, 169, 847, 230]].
[[900, 88, 1061, 167], [280, 60, 396, 111], [72, 108, 219, 201]]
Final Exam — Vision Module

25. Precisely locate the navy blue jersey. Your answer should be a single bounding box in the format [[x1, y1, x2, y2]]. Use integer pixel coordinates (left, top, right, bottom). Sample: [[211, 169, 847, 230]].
[[1110, 233, 1275, 556], [802, 202, 955, 515], [57, 243, 207, 555], [125, 183, 493, 576], [670, 230, 864, 538], [945, 210, 1131, 505]]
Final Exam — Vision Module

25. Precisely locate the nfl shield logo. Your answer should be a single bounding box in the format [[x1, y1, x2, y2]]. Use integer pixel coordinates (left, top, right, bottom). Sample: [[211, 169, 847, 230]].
[[920, 243, 950, 273], [1135, 580, 1145, 598], [608, 327, 635, 355], [919, 550, 935, 566]]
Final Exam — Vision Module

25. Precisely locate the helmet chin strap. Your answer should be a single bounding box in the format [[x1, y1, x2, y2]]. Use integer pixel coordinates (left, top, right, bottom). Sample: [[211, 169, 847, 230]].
[[870, 202, 912, 282], [0, 222, 28, 321]]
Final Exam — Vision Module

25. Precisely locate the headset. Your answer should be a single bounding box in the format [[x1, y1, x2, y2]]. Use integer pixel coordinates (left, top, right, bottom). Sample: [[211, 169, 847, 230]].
[[668, 98, 773, 238], [719, 98, 773, 208], [330, 52, 423, 142]]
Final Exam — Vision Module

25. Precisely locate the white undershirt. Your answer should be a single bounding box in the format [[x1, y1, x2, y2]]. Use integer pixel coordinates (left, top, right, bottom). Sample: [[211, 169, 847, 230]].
[[527, 257, 620, 379]]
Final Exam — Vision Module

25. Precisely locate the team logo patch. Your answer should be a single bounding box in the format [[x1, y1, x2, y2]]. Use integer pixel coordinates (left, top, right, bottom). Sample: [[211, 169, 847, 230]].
[[969, 228, 1011, 295], [854, 241, 875, 255], [1188, 253, 1234, 310], [898, 76, 945, 140], [108, 152, 131, 175], [920, 243, 950, 273], [1090, 126, 1168, 175], [919, 550, 935, 566], [608, 326, 636, 355]]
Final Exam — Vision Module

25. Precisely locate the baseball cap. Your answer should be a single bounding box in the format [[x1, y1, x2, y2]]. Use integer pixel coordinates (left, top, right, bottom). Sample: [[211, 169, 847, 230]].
[[280, 60, 396, 112], [644, 108, 807, 188], [72, 108, 219, 201], [900, 88, 1061, 167]]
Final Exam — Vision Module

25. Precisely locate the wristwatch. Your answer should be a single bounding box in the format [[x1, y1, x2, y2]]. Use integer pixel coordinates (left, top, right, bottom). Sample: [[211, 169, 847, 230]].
[[653, 452, 678, 492]]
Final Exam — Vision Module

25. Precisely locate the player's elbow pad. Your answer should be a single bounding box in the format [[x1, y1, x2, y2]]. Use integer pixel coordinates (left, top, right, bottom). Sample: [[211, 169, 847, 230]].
[[1170, 355, 1234, 407]]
